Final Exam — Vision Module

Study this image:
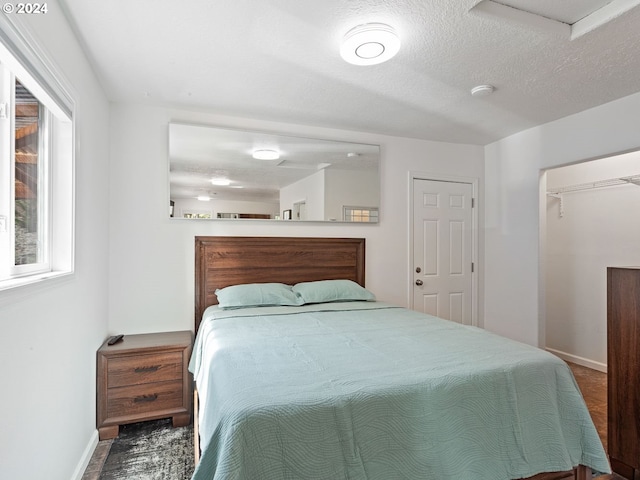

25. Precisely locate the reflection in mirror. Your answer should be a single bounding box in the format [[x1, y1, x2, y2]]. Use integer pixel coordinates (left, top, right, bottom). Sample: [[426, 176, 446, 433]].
[[169, 123, 380, 222]]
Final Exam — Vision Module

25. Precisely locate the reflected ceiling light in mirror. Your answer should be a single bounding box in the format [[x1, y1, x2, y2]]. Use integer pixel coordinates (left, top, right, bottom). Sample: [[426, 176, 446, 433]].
[[341, 23, 400, 66], [211, 177, 231, 186], [197, 195, 211, 201], [252, 149, 280, 160]]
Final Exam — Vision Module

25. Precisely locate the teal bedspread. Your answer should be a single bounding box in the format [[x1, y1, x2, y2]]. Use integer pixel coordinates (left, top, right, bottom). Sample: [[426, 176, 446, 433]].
[[189, 302, 609, 480]]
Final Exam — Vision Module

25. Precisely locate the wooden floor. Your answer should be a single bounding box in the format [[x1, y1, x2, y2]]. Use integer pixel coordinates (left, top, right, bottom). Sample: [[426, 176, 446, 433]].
[[80, 438, 112, 480], [567, 362, 624, 480], [568, 363, 608, 450]]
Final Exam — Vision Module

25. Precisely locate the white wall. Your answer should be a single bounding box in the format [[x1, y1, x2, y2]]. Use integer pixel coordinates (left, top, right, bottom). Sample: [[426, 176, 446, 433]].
[[0, 3, 110, 480], [545, 152, 640, 369], [108, 104, 485, 334], [485, 91, 640, 348], [280, 167, 379, 221], [280, 169, 325, 220], [324, 169, 379, 221]]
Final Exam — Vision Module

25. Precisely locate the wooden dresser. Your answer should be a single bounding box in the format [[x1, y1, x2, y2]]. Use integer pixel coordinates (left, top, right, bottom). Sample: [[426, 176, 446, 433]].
[[607, 267, 640, 479], [97, 331, 192, 440]]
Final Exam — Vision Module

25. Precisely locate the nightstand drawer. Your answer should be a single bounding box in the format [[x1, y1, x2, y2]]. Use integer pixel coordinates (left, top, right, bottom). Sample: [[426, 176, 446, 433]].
[[107, 380, 184, 418], [107, 351, 183, 388]]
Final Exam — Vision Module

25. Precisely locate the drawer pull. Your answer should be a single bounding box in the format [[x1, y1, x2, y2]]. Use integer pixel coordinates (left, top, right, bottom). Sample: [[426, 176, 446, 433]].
[[134, 365, 159, 373], [133, 394, 158, 403]]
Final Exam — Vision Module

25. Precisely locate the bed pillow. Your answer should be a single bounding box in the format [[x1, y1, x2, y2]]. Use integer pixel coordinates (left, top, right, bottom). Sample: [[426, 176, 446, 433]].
[[292, 279, 376, 304], [215, 282, 303, 309]]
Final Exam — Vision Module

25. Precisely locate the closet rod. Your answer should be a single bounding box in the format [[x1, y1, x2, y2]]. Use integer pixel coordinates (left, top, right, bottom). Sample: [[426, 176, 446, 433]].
[[547, 174, 640, 196]]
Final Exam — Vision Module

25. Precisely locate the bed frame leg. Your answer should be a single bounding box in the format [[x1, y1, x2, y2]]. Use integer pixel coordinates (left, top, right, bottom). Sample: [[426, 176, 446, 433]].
[[575, 465, 590, 480]]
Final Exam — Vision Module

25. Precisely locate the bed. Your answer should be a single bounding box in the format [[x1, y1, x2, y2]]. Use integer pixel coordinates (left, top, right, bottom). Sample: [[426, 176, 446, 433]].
[[190, 236, 610, 480]]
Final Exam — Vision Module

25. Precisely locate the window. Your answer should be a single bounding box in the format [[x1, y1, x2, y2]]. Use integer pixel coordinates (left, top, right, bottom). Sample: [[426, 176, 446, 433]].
[[343, 206, 379, 223], [11, 80, 47, 270], [0, 19, 74, 290], [183, 212, 212, 219]]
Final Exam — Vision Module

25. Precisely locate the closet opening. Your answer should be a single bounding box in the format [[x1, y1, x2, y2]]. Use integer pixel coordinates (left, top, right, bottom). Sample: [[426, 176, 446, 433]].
[[540, 149, 640, 373]]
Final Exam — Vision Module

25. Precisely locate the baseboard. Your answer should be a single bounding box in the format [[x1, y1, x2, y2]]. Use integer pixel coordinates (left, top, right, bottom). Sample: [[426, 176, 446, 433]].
[[546, 348, 607, 373], [70, 429, 99, 480]]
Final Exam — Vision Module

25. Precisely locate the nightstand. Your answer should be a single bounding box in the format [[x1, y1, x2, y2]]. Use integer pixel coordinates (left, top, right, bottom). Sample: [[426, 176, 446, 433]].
[[96, 331, 193, 440]]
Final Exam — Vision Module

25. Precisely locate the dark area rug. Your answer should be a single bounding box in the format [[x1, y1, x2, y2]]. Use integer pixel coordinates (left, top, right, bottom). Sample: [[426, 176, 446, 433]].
[[99, 419, 194, 480]]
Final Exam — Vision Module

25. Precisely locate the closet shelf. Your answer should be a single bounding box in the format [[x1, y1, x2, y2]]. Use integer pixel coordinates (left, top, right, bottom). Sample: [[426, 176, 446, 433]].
[[546, 174, 640, 218], [547, 174, 640, 195]]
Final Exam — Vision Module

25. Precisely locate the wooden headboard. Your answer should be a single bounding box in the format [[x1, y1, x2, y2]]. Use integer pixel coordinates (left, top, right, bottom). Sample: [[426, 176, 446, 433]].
[[194, 236, 366, 332]]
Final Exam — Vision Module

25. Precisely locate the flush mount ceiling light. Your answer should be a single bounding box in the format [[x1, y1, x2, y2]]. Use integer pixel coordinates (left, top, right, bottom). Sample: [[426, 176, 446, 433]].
[[340, 23, 400, 66], [211, 177, 231, 186], [252, 149, 280, 160], [197, 195, 211, 201], [471, 84, 495, 97]]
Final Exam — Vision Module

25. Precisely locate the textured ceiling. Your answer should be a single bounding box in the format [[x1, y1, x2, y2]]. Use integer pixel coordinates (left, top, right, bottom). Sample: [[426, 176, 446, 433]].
[[61, 0, 640, 145]]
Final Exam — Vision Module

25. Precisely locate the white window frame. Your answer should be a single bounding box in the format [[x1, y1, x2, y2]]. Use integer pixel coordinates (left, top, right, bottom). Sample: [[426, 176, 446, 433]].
[[343, 205, 379, 223], [0, 15, 75, 291]]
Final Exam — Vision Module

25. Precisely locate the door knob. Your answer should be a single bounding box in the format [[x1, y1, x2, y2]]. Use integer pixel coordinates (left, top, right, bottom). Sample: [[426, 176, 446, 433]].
[[415, 279, 423, 286]]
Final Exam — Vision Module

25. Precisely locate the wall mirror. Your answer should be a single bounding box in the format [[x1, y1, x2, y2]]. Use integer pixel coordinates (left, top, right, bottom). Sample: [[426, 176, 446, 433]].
[[169, 123, 380, 222]]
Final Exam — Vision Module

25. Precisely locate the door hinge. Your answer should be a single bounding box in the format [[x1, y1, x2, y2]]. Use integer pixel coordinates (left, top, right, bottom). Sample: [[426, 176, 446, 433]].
[[471, 262, 474, 273], [471, 198, 475, 208], [0, 102, 8, 120]]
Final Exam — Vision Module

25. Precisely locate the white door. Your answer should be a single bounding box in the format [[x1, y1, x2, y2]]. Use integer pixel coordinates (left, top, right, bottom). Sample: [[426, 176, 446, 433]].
[[412, 178, 474, 324], [293, 201, 307, 221]]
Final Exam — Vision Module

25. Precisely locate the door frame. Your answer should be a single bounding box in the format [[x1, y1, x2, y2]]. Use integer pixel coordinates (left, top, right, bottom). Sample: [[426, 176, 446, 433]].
[[408, 172, 479, 326], [293, 200, 306, 221]]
